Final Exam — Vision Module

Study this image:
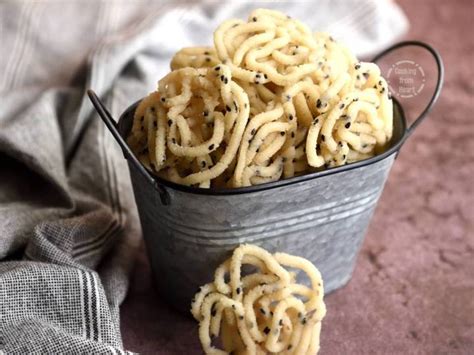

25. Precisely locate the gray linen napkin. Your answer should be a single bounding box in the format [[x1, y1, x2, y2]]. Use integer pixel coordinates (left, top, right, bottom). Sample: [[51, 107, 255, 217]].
[[0, 0, 407, 353]]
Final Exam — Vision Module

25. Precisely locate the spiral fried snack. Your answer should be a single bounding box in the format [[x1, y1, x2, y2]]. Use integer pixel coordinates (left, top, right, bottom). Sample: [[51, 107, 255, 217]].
[[191, 244, 326, 355], [128, 8, 393, 188]]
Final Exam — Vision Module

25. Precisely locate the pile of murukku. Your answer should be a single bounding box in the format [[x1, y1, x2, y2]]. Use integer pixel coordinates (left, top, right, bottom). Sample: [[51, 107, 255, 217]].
[[191, 244, 326, 355], [128, 8, 393, 188]]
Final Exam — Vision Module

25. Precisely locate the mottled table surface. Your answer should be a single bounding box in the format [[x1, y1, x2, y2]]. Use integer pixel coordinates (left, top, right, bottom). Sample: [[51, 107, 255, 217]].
[[120, 1, 474, 353]]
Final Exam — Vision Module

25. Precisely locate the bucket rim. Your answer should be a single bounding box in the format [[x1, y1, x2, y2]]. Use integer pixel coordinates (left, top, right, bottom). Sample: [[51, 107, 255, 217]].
[[118, 98, 407, 196]]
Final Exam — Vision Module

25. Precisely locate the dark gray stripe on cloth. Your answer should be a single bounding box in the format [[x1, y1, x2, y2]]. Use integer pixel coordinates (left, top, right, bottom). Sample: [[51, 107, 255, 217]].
[[81, 270, 91, 340]]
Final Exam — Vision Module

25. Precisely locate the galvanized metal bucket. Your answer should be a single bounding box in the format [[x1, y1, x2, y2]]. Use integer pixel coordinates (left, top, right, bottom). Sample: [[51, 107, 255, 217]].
[[89, 41, 443, 313]]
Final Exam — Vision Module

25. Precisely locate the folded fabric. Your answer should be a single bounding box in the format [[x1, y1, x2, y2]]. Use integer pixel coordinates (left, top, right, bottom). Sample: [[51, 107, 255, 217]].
[[0, 0, 407, 353]]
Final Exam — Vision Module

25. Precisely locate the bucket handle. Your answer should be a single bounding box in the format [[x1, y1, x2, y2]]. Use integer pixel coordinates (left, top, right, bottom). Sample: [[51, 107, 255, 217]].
[[372, 40, 444, 141], [87, 90, 170, 205]]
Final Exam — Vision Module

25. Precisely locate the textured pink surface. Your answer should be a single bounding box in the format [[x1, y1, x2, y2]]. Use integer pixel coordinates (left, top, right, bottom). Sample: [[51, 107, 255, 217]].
[[120, 1, 474, 353]]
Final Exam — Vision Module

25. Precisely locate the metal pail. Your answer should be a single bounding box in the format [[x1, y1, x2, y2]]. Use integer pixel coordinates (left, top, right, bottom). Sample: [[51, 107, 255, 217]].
[[88, 41, 443, 313]]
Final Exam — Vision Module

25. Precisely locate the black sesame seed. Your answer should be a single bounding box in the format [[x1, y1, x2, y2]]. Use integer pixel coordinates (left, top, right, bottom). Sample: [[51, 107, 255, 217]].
[[345, 122, 351, 129], [172, 138, 176, 144], [251, 129, 256, 135], [288, 344, 293, 350], [215, 66, 220, 71], [232, 305, 236, 309], [270, 311, 274, 316], [286, 95, 291, 101], [252, 16, 257, 22], [264, 74, 268, 79], [205, 57, 211, 62], [289, 114, 294, 120], [343, 154, 346, 159], [226, 105, 231, 112], [291, 132, 295, 138], [260, 308, 266, 315], [280, 131, 285, 136], [256, 74, 261, 78], [208, 144, 215, 150], [354, 98, 359, 102], [313, 118, 319, 125], [220, 75, 225, 81], [263, 327, 270, 335], [355, 63, 361, 70], [316, 99, 322, 108], [339, 103, 345, 109], [302, 318, 307, 325], [236, 287, 241, 295], [167, 119, 172, 127], [203, 110, 209, 116], [239, 315, 244, 320], [224, 77, 228, 84], [256, 148, 260, 153], [201, 161, 206, 168], [234, 101, 238, 111], [380, 88, 385, 93], [379, 80, 382, 85], [321, 134, 325, 142], [363, 72, 369, 79], [279, 319, 283, 326], [161, 97, 166, 102], [356, 75, 361, 80]]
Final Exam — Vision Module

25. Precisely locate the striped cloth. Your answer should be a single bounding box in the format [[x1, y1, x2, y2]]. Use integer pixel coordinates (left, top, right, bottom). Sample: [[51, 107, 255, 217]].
[[0, 0, 407, 353]]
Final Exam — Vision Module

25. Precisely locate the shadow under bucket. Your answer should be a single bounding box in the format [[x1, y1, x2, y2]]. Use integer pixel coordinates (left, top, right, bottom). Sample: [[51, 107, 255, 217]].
[[88, 41, 443, 314]]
